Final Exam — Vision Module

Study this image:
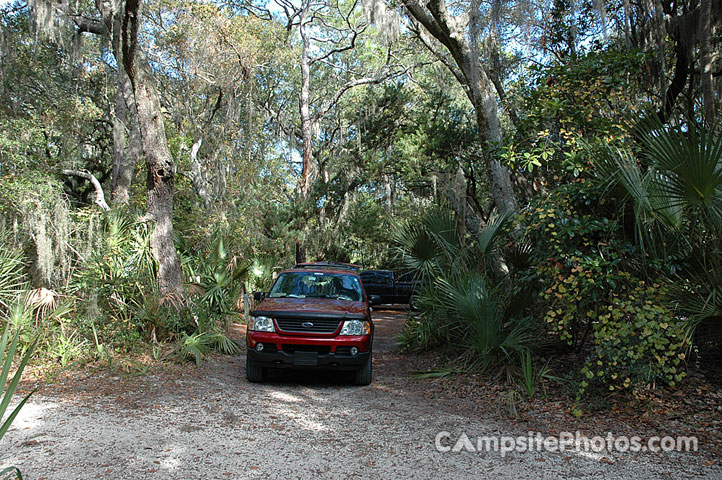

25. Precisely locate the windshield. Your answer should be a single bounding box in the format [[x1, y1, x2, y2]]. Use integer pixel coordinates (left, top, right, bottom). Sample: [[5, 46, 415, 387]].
[[269, 272, 364, 302]]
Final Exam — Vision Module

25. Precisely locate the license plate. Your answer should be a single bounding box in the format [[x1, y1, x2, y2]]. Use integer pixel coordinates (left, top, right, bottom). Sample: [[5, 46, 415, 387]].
[[293, 351, 318, 366]]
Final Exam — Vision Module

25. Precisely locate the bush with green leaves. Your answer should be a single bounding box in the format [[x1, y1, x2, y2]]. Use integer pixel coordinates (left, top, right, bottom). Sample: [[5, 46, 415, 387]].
[[508, 117, 722, 400], [520, 187, 636, 349], [594, 118, 722, 339], [579, 283, 687, 396], [517, 184, 688, 396], [163, 230, 271, 363], [509, 47, 649, 182], [71, 210, 156, 351]]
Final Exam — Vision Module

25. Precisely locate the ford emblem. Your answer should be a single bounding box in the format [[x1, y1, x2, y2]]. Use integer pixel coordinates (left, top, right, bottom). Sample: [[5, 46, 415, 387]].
[[302, 322, 314, 328]]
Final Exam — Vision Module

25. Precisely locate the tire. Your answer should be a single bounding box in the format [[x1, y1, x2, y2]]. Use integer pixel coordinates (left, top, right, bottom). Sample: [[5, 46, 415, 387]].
[[246, 355, 266, 383], [354, 353, 372, 386]]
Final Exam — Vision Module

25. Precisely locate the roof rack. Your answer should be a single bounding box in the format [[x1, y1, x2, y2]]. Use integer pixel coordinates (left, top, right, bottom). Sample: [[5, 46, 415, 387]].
[[292, 262, 361, 272]]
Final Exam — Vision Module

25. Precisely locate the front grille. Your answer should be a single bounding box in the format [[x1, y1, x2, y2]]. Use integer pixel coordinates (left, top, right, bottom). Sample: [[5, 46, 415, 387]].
[[282, 344, 331, 355], [275, 318, 342, 334]]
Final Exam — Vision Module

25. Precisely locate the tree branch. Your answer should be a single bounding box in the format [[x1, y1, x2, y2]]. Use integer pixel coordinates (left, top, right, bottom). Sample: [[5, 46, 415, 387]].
[[309, 26, 366, 65], [402, 0, 470, 88], [312, 68, 407, 122], [61, 169, 111, 211], [410, 22, 471, 101], [70, 15, 108, 35]]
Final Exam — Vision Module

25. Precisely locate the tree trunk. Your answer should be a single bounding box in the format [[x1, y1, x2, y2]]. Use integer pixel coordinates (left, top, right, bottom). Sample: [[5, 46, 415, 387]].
[[656, 31, 690, 124], [96, 0, 139, 206], [470, 80, 517, 213], [111, 80, 128, 203], [700, 0, 715, 124], [298, 2, 314, 200], [440, 168, 483, 236], [61, 169, 111, 211], [185, 138, 212, 209], [122, 0, 183, 296], [295, 243, 307, 265], [111, 65, 141, 205], [295, 1, 313, 265], [403, 0, 518, 213]]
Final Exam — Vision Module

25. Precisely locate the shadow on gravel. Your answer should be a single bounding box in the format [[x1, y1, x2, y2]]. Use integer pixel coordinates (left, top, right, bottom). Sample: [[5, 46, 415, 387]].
[[262, 369, 358, 387]]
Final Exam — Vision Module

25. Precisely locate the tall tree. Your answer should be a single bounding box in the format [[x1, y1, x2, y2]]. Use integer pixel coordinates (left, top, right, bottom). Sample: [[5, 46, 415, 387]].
[[401, 0, 518, 213], [66, 0, 141, 205], [148, 3, 287, 211], [98, 0, 142, 205], [109, 66, 141, 205], [121, 0, 184, 295], [275, 0, 402, 261], [24, 0, 185, 294], [700, 0, 715, 124]]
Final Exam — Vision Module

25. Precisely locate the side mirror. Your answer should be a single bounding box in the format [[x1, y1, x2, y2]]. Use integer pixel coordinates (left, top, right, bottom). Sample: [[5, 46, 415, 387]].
[[253, 291, 266, 302], [369, 295, 382, 306]]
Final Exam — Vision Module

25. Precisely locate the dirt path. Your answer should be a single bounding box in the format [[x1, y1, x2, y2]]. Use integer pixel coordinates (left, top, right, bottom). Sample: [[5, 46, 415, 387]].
[[1, 310, 719, 479]]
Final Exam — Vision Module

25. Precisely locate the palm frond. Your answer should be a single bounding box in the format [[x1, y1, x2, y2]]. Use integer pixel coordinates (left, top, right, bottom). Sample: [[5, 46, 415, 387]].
[[392, 219, 442, 282], [640, 119, 722, 217], [435, 271, 526, 371], [477, 210, 513, 257], [178, 332, 213, 366], [207, 332, 241, 355], [0, 324, 38, 443], [0, 245, 26, 312]]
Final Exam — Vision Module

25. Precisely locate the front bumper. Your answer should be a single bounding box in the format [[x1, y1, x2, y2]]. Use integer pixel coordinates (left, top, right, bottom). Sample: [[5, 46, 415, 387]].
[[247, 348, 369, 370], [247, 331, 371, 370]]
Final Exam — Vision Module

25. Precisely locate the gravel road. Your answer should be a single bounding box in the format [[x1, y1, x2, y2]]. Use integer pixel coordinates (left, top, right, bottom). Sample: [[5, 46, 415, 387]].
[[2, 310, 720, 479]]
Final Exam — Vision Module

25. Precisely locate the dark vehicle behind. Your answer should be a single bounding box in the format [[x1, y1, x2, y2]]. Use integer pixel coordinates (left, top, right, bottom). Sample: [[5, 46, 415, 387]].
[[359, 270, 419, 307]]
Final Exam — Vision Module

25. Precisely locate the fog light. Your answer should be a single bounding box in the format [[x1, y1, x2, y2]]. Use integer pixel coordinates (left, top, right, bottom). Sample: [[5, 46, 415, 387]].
[[256, 343, 264, 352], [350, 346, 359, 356]]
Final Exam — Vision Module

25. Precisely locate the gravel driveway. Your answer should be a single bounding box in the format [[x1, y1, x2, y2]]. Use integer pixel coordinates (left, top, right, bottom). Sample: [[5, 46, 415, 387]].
[[2, 310, 720, 479]]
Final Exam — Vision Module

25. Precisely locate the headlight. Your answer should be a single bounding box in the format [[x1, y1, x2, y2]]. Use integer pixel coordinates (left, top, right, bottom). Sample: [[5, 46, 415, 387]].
[[340, 320, 371, 336], [251, 316, 275, 332]]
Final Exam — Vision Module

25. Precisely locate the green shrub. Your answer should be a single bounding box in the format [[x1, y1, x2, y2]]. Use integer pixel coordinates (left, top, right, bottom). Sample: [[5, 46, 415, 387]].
[[579, 283, 686, 396], [514, 178, 691, 398]]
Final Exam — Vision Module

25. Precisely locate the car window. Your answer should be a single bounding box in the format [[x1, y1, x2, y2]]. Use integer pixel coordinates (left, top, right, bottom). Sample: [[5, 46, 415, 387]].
[[360, 271, 393, 285], [397, 272, 414, 282], [269, 272, 364, 301]]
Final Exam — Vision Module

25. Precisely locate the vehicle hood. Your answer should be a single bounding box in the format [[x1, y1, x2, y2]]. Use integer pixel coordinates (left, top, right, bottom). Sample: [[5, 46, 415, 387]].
[[252, 298, 367, 318]]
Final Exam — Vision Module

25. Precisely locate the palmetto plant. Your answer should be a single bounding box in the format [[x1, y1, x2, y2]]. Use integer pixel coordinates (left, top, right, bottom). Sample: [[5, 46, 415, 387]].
[[177, 332, 213, 366], [436, 271, 529, 371], [392, 206, 463, 285], [0, 322, 37, 480], [393, 205, 530, 371], [0, 244, 26, 314], [198, 234, 250, 314], [176, 331, 239, 365], [74, 211, 156, 315], [596, 118, 722, 337]]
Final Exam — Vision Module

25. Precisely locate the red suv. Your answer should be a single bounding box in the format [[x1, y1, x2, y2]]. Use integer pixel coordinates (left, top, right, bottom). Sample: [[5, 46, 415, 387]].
[[246, 265, 376, 385]]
